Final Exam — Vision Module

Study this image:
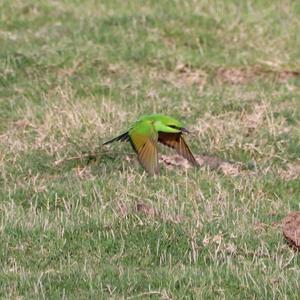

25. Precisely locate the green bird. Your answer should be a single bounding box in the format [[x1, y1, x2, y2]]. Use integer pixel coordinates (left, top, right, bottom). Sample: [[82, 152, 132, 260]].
[[103, 114, 198, 175]]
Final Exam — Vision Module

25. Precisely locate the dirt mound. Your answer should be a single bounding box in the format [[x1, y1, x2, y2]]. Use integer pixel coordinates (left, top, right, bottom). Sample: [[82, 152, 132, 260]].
[[282, 212, 300, 251]]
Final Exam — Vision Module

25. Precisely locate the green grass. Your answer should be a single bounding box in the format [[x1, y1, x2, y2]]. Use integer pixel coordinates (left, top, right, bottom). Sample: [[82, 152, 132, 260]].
[[1, 0, 300, 298]]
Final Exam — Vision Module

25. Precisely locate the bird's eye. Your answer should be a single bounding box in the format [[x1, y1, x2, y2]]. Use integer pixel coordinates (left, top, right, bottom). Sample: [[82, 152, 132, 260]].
[[169, 125, 180, 129]]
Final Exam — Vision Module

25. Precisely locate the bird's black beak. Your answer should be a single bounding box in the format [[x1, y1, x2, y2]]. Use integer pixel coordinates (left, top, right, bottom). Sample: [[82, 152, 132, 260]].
[[181, 127, 190, 133]]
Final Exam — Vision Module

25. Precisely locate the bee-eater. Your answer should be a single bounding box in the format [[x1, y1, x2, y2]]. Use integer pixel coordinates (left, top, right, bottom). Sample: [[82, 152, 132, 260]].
[[103, 114, 198, 175]]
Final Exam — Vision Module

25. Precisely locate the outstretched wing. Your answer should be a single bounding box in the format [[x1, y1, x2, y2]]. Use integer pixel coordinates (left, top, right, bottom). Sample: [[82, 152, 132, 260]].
[[158, 132, 198, 166], [129, 122, 159, 175]]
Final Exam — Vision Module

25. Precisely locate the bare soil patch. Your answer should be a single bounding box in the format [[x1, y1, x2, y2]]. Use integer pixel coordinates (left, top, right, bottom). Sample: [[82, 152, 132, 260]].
[[160, 154, 242, 177], [282, 212, 300, 251]]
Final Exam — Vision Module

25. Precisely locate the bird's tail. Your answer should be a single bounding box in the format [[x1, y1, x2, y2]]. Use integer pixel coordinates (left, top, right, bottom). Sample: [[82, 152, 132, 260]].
[[103, 132, 129, 145]]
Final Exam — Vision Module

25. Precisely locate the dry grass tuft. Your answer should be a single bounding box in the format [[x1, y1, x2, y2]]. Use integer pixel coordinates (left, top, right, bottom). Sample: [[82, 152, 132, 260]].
[[1, 88, 128, 158], [278, 161, 300, 181], [193, 101, 292, 161], [217, 67, 258, 85], [135, 202, 157, 218]]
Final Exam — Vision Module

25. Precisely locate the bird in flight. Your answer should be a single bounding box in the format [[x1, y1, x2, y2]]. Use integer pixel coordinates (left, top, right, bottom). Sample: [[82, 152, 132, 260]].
[[103, 114, 198, 175]]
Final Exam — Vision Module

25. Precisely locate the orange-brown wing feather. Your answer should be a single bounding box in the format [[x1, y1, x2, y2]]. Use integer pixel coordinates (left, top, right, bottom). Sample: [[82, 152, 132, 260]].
[[158, 132, 198, 166], [137, 138, 158, 175]]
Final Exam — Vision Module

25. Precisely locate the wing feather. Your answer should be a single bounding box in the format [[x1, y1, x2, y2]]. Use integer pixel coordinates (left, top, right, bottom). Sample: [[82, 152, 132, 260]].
[[158, 132, 198, 166], [103, 132, 129, 145], [129, 122, 159, 175], [138, 139, 158, 175]]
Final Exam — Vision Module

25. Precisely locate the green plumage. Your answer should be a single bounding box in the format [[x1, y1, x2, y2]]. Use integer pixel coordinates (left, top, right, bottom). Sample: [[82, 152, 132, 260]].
[[103, 114, 198, 175]]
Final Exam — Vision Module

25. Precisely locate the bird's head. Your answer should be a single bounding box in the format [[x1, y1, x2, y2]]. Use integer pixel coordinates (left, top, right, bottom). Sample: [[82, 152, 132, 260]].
[[153, 114, 189, 133]]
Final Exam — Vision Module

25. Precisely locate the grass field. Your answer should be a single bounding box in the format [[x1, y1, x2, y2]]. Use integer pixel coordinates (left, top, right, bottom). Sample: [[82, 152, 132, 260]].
[[1, 0, 300, 298]]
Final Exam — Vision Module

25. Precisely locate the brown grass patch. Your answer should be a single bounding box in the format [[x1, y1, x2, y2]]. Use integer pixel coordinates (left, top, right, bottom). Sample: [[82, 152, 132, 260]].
[[149, 64, 207, 91], [217, 67, 257, 84], [278, 161, 300, 181], [217, 66, 300, 84], [275, 70, 300, 82]]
